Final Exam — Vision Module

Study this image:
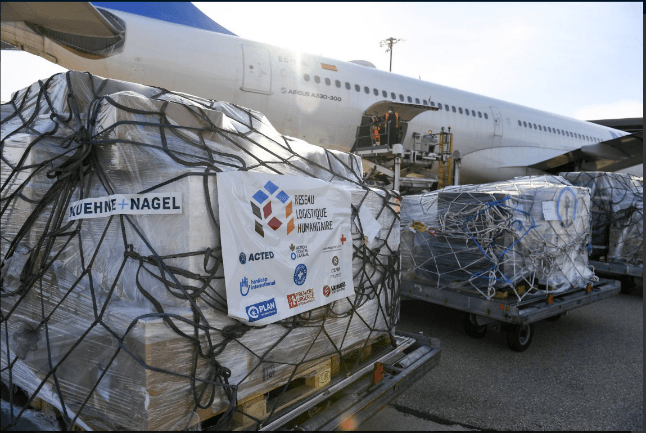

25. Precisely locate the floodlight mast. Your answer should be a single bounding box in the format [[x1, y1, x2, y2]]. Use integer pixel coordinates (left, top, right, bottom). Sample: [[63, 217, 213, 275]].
[[380, 37, 405, 72]]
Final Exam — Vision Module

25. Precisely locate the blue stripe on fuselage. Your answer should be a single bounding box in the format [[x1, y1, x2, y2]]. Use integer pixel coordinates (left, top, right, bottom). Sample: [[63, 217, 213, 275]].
[[92, 2, 237, 36]]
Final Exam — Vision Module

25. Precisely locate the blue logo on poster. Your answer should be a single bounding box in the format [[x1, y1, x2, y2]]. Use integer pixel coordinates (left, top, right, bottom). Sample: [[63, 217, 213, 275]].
[[246, 298, 277, 322], [240, 277, 250, 296], [291, 252, 296, 260], [294, 264, 307, 286], [239, 253, 246, 264]]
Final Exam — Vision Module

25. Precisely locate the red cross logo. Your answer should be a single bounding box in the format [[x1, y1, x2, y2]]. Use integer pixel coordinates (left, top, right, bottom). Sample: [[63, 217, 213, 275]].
[[340, 234, 347, 245]]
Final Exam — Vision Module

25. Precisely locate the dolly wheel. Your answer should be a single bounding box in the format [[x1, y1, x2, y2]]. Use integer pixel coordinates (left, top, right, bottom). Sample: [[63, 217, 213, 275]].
[[620, 276, 635, 294], [464, 313, 487, 339], [506, 324, 534, 352]]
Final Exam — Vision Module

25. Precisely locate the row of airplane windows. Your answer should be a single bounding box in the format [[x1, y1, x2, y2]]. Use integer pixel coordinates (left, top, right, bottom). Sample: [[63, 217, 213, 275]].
[[303, 73, 490, 119], [304, 74, 603, 142], [517, 119, 600, 142]]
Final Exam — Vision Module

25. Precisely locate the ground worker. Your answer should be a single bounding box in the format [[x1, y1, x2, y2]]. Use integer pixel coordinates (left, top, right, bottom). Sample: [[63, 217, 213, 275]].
[[371, 115, 381, 145], [384, 106, 399, 146]]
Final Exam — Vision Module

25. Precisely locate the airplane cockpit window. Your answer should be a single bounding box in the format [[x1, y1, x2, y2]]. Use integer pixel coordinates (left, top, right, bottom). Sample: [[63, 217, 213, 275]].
[[523, 121, 527, 127], [518, 120, 522, 126], [364, 86, 370, 94], [382, 90, 388, 97], [325, 78, 331, 86], [335, 80, 341, 88], [452, 106, 456, 113], [445, 105, 450, 112], [528, 123, 532, 129], [391, 92, 396, 99], [304, 74, 310, 82], [471, 110, 476, 116], [458, 108, 463, 114], [538, 125, 542, 131], [415, 98, 420, 104], [314, 76, 321, 84], [484, 113, 488, 119], [557, 129, 561, 135], [478, 112, 482, 118], [399, 94, 405, 101], [407, 96, 413, 103], [373, 88, 379, 96], [355, 84, 360, 92], [345, 82, 351, 90], [548, 127, 552, 132], [533, 123, 537, 129], [438, 103, 442, 109]]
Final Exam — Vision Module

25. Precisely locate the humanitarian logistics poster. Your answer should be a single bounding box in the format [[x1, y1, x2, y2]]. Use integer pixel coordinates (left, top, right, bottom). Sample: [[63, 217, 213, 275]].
[[218, 172, 354, 326]]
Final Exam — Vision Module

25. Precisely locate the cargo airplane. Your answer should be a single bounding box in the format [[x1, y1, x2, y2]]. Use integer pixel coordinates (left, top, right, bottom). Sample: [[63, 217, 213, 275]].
[[1, 2, 642, 184]]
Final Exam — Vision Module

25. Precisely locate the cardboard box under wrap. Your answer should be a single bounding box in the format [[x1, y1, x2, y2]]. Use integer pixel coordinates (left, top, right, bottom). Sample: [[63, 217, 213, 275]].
[[1, 72, 400, 430], [560, 172, 643, 265], [400, 176, 595, 300]]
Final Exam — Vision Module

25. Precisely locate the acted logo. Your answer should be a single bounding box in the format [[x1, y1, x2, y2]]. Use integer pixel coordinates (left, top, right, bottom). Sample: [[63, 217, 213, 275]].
[[240, 251, 274, 264], [249, 180, 295, 237], [287, 288, 315, 309], [246, 298, 277, 322]]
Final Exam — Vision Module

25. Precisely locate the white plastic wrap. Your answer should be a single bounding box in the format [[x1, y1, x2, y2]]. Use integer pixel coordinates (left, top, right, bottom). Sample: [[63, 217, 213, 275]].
[[1, 72, 399, 430], [560, 172, 643, 265], [400, 175, 596, 301]]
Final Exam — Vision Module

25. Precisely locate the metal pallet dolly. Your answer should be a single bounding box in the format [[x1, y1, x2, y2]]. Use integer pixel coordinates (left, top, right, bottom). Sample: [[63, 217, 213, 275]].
[[401, 278, 620, 352], [589, 260, 643, 294]]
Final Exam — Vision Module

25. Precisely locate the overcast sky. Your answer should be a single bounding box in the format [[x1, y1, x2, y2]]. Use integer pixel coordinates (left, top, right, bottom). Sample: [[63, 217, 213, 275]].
[[2, 2, 642, 121]]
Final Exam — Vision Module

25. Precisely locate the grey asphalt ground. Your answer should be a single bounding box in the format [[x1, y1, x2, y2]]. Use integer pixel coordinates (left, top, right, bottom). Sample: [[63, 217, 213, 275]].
[[361, 284, 643, 431]]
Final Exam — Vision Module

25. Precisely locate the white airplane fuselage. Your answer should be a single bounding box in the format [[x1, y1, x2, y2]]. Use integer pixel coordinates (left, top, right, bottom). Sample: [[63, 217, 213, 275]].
[[7, 9, 641, 183]]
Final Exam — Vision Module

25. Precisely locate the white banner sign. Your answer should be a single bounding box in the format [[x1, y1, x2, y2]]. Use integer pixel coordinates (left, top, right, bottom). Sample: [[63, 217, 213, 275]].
[[218, 172, 354, 326], [67, 193, 182, 221]]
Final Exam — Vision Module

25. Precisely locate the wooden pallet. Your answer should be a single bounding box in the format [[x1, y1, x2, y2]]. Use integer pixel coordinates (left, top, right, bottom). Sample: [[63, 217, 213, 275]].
[[228, 334, 392, 430]]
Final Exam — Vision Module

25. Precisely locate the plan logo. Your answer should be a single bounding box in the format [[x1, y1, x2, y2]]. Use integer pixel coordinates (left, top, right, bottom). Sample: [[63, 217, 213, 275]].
[[246, 298, 277, 322], [250, 180, 295, 237]]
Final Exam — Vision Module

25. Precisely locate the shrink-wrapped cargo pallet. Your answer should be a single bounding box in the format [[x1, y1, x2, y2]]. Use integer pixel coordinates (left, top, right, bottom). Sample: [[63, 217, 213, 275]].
[[560, 172, 643, 265], [0, 72, 400, 430], [400, 176, 596, 301]]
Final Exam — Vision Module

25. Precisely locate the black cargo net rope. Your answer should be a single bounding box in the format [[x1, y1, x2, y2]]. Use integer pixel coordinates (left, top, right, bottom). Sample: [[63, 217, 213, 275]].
[[562, 172, 643, 265], [1, 72, 400, 430], [401, 177, 597, 302]]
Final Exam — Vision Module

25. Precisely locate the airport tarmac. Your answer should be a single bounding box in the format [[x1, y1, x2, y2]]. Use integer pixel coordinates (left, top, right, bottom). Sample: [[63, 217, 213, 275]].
[[359, 284, 643, 431]]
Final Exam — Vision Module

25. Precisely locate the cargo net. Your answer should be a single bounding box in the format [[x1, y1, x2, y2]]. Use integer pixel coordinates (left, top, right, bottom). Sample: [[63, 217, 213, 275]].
[[400, 176, 597, 302], [0, 71, 401, 430], [560, 172, 643, 265]]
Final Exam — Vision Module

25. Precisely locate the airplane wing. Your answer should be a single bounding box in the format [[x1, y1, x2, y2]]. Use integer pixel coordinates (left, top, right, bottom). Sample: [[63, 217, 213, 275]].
[[1, 2, 121, 37], [529, 131, 643, 173], [1, 2, 124, 59]]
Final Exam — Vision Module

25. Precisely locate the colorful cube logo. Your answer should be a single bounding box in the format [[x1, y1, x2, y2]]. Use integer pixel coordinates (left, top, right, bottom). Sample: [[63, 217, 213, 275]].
[[250, 180, 295, 237]]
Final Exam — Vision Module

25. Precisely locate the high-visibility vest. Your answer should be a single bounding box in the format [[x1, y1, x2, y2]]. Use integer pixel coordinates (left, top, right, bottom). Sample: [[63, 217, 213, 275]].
[[371, 125, 380, 140], [385, 112, 399, 128]]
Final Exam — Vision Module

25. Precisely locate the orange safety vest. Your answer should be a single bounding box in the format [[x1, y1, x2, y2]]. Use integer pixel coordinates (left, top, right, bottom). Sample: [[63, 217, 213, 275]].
[[371, 124, 380, 141], [385, 112, 399, 128]]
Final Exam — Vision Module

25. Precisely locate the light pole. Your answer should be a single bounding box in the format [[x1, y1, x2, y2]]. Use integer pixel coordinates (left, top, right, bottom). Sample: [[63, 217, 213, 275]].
[[380, 37, 405, 72]]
